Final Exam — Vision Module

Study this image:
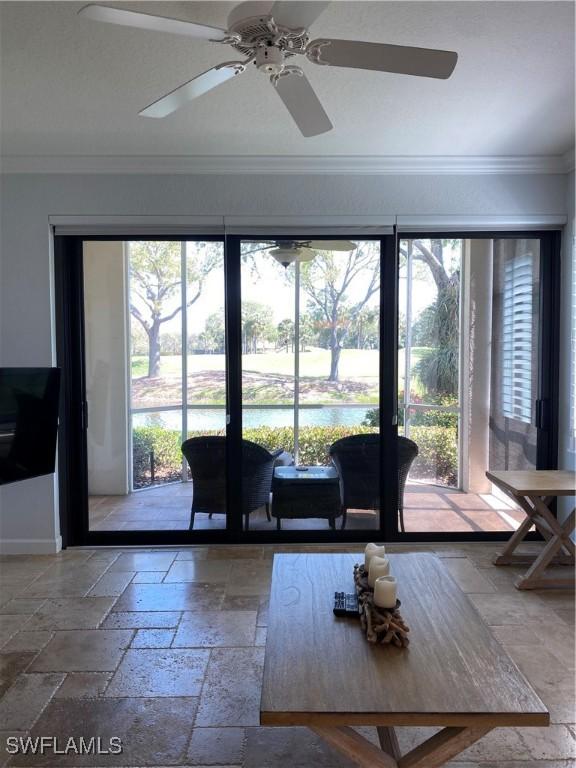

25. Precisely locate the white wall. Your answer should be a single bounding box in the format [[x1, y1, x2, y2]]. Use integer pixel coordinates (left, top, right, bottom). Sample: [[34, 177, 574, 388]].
[[558, 171, 575, 524], [83, 241, 130, 496], [0, 171, 569, 552]]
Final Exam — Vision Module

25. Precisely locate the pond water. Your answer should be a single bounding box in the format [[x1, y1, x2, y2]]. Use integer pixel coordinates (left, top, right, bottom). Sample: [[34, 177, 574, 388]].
[[132, 405, 377, 432]]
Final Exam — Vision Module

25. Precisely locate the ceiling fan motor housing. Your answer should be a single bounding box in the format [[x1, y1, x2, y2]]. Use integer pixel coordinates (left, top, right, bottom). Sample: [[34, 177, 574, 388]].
[[255, 45, 284, 74]]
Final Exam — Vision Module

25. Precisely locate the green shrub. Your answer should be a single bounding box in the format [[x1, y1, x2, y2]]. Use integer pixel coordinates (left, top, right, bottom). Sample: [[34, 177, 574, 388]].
[[132, 426, 183, 488], [132, 422, 457, 488], [409, 425, 458, 485]]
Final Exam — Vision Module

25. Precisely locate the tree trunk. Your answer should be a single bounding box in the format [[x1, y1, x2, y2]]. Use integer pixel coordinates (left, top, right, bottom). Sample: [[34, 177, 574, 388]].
[[147, 321, 161, 378], [328, 319, 342, 383], [329, 345, 341, 381]]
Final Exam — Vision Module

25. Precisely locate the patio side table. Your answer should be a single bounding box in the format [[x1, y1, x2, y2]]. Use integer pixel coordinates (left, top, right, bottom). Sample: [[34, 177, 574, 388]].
[[271, 466, 341, 530], [487, 469, 575, 590]]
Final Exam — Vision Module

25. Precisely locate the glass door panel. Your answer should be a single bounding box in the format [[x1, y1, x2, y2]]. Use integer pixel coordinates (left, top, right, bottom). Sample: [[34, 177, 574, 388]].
[[489, 239, 540, 472], [185, 240, 227, 530], [399, 236, 545, 535], [240, 239, 381, 533], [85, 238, 227, 533]]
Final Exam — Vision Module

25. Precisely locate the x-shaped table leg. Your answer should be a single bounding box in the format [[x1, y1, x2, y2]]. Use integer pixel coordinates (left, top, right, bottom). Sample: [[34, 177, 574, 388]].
[[311, 724, 492, 768], [492, 489, 575, 589]]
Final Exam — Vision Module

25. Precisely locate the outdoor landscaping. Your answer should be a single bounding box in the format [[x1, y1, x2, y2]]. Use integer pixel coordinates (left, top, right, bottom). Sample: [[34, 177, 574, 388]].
[[129, 238, 461, 491]]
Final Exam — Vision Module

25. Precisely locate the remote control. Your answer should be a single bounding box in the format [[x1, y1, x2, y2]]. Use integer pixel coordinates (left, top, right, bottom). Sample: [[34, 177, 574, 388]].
[[333, 591, 359, 616]]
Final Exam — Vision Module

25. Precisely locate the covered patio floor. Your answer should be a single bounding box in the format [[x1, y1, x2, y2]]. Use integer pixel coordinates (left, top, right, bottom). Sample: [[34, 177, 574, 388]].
[[89, 481, 525, 533]]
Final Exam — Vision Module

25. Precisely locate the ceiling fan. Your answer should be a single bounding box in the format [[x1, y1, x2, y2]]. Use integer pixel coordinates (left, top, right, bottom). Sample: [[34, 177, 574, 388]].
[[258, 239, 357, 266], [78, 1, 458, 137]]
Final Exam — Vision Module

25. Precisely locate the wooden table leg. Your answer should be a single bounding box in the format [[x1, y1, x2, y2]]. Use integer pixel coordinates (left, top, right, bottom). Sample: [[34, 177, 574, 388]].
[[311, 726, 397, 768], [397, 726, 492, 768], [516, 506, 576, 589], [493, 509, 535, 565], [311, 724, 493, 768], [531, 499, 575, 560], [378, 726, 401, 760]]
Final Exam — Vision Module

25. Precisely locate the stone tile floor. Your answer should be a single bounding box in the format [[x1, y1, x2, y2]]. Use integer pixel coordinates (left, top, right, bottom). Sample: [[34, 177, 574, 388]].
[[89, 483, 525, 533], [0, 543, 573, 767]]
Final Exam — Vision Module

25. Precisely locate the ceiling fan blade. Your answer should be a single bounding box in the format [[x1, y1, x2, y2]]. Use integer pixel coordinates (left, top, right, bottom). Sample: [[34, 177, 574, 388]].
[[78, 4, 229, 42], [305, 240, 357, 251], [307, 39, 458, 79], [271, 1, 331, 29], [273, 72, 332, 137], [140, 65, 244, 118]]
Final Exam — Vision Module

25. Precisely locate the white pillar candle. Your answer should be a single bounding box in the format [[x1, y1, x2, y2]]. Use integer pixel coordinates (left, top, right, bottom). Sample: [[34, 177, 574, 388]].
[[364, 543, 386, 570], [367, 555, 390, 587], [374, 576, 397, 609]]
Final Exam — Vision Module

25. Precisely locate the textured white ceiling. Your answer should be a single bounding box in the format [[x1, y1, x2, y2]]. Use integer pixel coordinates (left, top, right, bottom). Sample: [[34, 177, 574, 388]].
[[0, 1, 574, 158]]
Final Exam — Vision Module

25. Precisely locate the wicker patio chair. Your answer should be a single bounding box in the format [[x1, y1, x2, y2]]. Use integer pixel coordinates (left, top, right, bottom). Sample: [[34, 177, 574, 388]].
[[181, 436, 283, 530], [328, 434, 418, 532]]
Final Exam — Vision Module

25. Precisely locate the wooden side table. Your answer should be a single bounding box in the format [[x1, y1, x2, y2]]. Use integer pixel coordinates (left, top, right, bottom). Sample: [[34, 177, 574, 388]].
[[486, 470, 575, 590]]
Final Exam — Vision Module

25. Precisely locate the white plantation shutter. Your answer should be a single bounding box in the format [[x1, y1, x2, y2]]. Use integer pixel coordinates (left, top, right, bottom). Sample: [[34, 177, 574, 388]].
[[502, 252, 534, 423]]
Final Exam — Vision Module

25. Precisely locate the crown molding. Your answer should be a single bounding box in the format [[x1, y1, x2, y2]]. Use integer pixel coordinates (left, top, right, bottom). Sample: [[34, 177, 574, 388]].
[[0, 153, 572, 175]]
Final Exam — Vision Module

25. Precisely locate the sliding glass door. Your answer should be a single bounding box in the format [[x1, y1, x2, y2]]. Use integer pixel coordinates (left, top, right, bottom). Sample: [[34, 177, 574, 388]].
[[84, 239, 228, 534], [57, 228, 559, 545], [397, 234, 558, 536], [239, 238, 382, 532]]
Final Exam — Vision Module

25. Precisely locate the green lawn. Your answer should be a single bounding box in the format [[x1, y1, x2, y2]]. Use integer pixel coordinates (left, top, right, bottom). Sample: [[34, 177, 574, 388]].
[[130, 346, 432, 407], [131, 348, 436, 378], [132, 347, 382, 380]]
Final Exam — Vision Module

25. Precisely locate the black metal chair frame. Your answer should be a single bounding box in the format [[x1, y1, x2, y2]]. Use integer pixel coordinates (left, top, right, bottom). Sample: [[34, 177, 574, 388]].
[[328, 434, 419, 532]]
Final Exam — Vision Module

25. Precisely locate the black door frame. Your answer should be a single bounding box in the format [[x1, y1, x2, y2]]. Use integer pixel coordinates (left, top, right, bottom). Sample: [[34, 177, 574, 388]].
[[55, 229, 561, 547]]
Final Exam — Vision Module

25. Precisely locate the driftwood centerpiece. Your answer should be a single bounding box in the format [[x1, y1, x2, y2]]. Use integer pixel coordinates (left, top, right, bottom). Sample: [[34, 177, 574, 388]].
[[353, 564, 410, 647]]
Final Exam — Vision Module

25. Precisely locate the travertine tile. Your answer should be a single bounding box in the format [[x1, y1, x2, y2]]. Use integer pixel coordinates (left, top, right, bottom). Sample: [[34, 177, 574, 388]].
[[244, 726, 355, 768], [468, 593, 563, 625], [0, 652, 35, 697], [104, 648, 209, 697], [100, 610, 181, 629], [131, 629, 175, 648], [1, 631, 53, 653], [87, 571, 135, 597], [0, 673, 65, 729], [225, 562, 272, 597], [440, 558, 496, 593], [195, 648, 264, 727], [108, 552, 177, 572], [24, 598, 115, 630], [113, 583, 224, 612], [221, 596, 260, 612], [175, 548, 209, 561], [22, 563, 113, 598], [164, 561, 232, 584], [54, 672, 112, 698], [173, 612, 256, 648], [396, 724, 576, 761], [0, 598, 46, 615], [207, 547, 264, 560], [10, 697, 198, 766], [131, 571, 166, 583], [502, 644, 576, 723], [187, 727, 245, 765], [30, 630, 132, 672]]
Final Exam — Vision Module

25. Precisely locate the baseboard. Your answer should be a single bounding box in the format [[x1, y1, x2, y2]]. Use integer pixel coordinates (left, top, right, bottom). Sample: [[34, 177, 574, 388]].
[[0, 536, 62, 555]]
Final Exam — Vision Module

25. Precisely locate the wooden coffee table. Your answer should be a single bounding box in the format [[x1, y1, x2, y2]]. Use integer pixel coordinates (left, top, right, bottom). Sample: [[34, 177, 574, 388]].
[[487, 470, 575, 590], [261, 553, 548, 768]]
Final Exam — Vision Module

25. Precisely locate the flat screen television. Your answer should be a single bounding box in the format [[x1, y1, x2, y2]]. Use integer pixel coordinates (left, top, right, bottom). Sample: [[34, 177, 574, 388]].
[[0, 368, 61, 485]]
